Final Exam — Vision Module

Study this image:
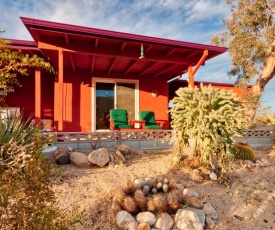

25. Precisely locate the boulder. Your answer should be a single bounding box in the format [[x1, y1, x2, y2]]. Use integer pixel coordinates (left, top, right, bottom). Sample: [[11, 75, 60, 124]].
[[138, 223, 150, 230], [111, 150, 126, 164], [55, 153, 70, 165], [128, 221, 138, 230], [203, 202, 218, 219], [206, 216, 215, 229], [109, 153, 115, 162], [116, 211, 136, 229], [186, 197, 203, 209], [174, 207, 205, 230], [209, 172, 218, 181], [154, 212, 174, 230], [70, 152, 90, 168], [183, 188, 200, 199], [116, 144, 132, 156], [54, 147, 68, 157], [115, 150, 126, 162], [88, 148, 110, 167], [136, 211, 156, 226], [145, 178, 153, 189]]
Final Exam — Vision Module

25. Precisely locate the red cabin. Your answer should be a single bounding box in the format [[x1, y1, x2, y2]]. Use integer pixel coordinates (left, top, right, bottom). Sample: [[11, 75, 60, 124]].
[[5, 17, 235, 132]]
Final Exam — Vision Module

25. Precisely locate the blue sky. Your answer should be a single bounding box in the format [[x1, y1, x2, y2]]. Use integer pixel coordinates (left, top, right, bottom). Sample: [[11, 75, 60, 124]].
[[1, 0, 274, 108]]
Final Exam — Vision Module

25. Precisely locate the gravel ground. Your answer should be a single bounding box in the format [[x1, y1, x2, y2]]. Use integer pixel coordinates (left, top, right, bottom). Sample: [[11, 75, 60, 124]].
[[51, 148, 275, 230]]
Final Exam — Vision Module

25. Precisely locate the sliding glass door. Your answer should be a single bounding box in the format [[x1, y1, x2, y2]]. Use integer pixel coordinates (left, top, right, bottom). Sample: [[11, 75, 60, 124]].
[[96, 83, 115, 129], [94, 80, 137, 130]]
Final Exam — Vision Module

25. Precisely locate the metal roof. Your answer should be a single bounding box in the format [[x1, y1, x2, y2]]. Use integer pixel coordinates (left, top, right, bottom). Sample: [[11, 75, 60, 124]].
[[20, 17, 227, 80]]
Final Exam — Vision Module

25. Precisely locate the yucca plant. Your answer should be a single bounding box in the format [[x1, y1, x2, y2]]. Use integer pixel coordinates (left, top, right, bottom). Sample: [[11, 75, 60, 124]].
[[0, 111, 86, 229], [0, 111, 43, 172], [0, 110, 39, 146]]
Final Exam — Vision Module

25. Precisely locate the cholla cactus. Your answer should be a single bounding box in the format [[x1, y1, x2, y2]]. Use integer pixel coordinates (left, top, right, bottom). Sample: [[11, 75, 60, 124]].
[[170, 83, 247, 171]]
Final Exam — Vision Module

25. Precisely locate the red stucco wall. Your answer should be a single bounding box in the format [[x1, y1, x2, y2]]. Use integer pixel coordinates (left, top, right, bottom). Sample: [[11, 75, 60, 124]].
[[5, 70, 54, 122], [139, 76, 169, 129]]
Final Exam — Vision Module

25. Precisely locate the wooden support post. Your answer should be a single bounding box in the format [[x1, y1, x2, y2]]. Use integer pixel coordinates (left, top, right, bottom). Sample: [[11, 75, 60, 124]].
[[57, 48, 64, 131], [35, 68, 41, 124], [188, 66, 194, 88], [188, 50, 209, 88]]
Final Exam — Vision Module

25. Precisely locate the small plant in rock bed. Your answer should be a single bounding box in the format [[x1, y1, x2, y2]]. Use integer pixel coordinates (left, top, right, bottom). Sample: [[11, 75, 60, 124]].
[[111, 176, 187, 216], [170, 83, 248, 172]]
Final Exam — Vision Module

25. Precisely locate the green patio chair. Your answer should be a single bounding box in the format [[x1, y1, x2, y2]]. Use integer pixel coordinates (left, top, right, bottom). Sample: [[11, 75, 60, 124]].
[[109, 109, 133, 131], [139, 111, 164, 129]]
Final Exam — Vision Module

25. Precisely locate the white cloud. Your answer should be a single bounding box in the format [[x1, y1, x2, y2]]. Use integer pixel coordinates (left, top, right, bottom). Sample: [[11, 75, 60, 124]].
[[186, 0, 229, 23]]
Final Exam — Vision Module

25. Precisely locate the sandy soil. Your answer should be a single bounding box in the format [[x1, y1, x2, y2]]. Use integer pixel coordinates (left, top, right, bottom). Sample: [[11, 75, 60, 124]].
[[51, 148, 275, 230]]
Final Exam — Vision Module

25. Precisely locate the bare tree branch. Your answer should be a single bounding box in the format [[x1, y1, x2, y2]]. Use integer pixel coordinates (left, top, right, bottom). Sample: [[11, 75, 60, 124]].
[[266, 0, 275, 14]]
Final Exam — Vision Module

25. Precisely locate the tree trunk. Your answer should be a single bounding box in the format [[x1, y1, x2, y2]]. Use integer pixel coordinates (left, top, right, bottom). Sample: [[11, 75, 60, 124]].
[[249, 52, 275, 121]]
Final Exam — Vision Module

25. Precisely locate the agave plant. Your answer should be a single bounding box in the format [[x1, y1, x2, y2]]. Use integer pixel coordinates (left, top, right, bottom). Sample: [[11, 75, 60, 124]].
[[0, 110, 45, 171]]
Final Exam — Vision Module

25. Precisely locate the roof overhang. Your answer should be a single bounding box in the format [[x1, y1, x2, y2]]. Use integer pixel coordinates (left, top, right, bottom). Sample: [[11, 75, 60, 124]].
[[20, 17, 227, 80], [4, 39, 42, 56]]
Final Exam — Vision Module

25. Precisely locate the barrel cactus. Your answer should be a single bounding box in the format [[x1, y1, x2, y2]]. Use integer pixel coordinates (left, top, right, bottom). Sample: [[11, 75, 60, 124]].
[[123, 196, 138, 214], [152, 194, 169, 213], [134, 189, 147, 211], [232, 142, 256, 162]]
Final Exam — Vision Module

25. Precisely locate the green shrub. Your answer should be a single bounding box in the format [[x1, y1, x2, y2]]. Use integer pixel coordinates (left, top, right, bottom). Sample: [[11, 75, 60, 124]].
[[232, 142, 256, 162], [0, 113, 86, 229], [170, 84, 247, 171]]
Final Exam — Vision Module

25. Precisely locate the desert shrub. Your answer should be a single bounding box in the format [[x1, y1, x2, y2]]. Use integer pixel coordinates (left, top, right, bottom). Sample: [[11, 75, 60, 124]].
[[0, 113, 85, 229], [170, 84, 247, 171], [253, 107, 274, 125]]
